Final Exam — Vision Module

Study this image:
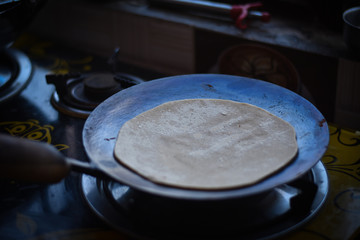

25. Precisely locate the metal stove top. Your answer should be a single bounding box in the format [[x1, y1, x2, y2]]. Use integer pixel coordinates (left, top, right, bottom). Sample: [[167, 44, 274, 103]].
[[0, 35, 359, 240], [0, 35, 161, 240], [81, 161, 328, 240]]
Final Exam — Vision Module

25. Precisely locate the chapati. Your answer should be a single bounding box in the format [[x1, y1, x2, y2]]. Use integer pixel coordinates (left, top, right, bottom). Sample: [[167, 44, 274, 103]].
[[114, 99, 298, 190]]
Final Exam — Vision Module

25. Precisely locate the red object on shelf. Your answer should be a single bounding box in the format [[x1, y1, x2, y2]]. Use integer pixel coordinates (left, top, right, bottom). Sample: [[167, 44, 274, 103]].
[[230, 2, 270, 29]]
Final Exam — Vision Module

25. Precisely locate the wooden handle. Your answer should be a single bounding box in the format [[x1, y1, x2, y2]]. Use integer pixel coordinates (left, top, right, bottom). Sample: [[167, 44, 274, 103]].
[[0, 134, 70, 183]]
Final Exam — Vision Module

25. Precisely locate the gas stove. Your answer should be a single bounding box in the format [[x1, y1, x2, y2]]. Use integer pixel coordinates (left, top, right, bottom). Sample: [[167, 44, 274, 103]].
[[0, 35, 359, 240], [81, 163, 328, 239], [0, 35, 161, 239]]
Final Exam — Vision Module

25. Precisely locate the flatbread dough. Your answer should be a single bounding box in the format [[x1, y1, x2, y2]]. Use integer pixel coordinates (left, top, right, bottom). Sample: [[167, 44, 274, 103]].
[[114, 99, 298, 190]]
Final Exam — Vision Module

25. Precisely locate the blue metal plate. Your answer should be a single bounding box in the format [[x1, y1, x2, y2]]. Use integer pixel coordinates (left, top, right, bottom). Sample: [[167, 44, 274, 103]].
[[83, 74, 329, 200]]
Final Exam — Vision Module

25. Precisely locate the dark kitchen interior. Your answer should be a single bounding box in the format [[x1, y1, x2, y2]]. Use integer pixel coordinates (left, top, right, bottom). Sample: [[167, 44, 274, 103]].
[[0, 0, 360, 239]]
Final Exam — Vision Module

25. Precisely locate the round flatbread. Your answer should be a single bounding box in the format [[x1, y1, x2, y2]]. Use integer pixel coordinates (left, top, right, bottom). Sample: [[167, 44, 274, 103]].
[[114, 99, 298, 190]]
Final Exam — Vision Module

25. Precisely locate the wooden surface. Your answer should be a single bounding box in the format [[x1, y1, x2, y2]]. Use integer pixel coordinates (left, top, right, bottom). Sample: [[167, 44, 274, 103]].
[[107, 0, 349, 59]]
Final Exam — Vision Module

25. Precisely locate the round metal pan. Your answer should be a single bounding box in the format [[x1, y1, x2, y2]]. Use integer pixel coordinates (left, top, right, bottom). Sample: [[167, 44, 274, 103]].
[[83, 74, 329, 200]]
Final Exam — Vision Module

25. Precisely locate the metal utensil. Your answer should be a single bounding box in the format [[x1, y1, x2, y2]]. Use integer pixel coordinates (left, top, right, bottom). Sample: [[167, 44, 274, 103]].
[[150, 0, 270, 29], [83, 74, 328, 200], [0, 74, 329, 201]]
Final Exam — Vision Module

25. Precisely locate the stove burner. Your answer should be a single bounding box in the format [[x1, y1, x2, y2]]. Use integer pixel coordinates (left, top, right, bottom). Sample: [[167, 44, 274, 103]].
[[0, 48, 32, 103], [46, 72, 144, 118], [81, 161, 328, 239]]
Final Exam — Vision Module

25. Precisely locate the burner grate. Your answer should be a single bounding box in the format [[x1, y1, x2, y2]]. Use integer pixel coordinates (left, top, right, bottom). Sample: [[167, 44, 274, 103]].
[[81, 161, 328, 240], [46, 72, 144, 118], [0, 49, 32, 104]]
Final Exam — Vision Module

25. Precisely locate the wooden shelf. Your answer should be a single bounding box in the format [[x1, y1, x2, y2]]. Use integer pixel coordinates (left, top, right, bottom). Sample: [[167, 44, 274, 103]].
[[28, 0, 360, 129], [106, 0, 350, 60]]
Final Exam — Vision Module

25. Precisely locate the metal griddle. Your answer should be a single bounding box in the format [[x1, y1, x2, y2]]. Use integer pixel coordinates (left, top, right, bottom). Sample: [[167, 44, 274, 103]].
[[83, 74, 329, 200]]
